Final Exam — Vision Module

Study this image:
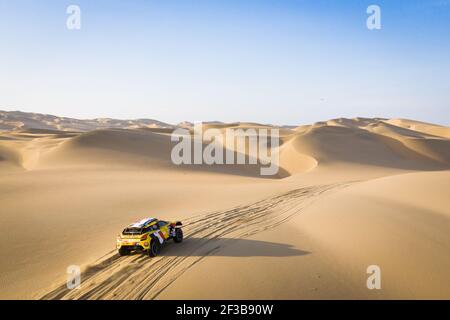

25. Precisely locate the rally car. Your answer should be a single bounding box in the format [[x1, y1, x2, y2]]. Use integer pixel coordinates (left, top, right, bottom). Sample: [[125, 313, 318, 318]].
[[116, 217, 183, 257]]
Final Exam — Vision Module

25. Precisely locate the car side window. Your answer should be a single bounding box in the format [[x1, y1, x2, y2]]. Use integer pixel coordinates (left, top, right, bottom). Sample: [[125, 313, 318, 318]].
[[157, 221, 167, 228]]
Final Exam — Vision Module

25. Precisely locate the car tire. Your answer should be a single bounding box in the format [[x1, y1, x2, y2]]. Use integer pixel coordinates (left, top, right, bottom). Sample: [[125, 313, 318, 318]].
[[118, 248, 129, 256], [149, 240, 160, 257], [174, 228, 183, 243]]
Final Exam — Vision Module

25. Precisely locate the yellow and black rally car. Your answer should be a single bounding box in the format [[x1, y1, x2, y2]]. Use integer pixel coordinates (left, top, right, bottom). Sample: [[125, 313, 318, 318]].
[[116, 217, 183, 257]]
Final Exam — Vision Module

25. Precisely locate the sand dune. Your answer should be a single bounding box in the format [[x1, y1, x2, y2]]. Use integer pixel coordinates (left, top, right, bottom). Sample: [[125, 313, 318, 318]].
[[286, 124, 448, 170], [41, 129, 175, 167], [0, 110, 173, 132], [0, 114, 449, 299], [386, 118, 450, 139]]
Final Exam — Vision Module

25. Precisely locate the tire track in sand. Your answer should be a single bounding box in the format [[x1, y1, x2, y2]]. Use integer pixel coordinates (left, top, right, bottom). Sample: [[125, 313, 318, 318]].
[[41, 182, 350, 300]]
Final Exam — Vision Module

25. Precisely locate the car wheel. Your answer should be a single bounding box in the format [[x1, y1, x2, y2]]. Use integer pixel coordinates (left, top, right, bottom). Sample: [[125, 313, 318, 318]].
[[118, 248, 129, 256], [174, 228, 183, 243], [149, 240, 160, 257]]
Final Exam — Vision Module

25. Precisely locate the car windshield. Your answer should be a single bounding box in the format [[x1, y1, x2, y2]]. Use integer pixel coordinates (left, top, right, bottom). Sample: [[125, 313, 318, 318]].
[[122, 227, 143, 235]]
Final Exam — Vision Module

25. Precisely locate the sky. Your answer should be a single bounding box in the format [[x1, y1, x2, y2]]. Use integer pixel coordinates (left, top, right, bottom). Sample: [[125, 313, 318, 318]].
[[0, 0, 449, 125]]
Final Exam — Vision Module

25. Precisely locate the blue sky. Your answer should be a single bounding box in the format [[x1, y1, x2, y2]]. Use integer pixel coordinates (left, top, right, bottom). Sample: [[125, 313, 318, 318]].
[[0, 0, 449, 125]]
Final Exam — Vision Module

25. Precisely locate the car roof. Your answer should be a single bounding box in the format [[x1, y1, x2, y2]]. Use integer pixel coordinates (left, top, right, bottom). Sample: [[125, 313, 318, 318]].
[[128, 217, 158, 228]]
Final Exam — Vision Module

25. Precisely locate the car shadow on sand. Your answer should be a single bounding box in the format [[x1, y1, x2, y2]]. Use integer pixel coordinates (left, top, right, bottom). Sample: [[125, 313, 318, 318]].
[[159, 237, 310, 257]]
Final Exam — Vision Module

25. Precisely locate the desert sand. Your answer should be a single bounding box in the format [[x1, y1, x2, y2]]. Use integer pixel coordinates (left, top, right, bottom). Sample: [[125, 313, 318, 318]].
[[0, 111, 449, 299]]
